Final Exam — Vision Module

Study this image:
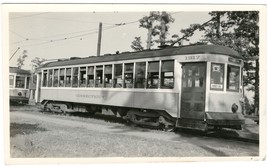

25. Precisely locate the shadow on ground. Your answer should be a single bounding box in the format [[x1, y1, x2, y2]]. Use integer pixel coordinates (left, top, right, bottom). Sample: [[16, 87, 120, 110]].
[[10, 123, 47, 137]]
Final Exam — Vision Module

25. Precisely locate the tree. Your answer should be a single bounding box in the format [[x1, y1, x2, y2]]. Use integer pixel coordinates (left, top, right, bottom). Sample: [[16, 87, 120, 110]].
[[131, 37, 144, 51], [131, 11, 175, 51], [179, 11, 259, 114], [31, 57, 46, 72], [17, 50, 28, 69]]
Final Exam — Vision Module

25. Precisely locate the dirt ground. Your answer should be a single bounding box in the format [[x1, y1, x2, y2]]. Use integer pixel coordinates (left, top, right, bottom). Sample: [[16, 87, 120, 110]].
[[9, 106, 259, 158]]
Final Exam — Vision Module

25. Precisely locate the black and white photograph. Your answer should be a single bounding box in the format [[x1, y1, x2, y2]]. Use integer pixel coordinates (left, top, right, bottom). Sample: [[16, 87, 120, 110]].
[[1, 3, 266, 164]]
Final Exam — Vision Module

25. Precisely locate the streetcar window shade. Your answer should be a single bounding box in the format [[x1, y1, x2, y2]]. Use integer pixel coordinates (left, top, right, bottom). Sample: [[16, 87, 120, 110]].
[[227, 65, 240, 92], [147, 61, 159, 89], [87, 66, 94, 87], [15, 76, 25, 88], [148, 61, 159, 72], [59, 68, 65, 87], [53, 69, 59, 87], [135, 62, 146, 88], [72, 67, 78, 87], [114, 64, 122, 88], [42, 70, 48, 87], [65, 68, 71, 87], [124, 63, 134, 88], [9, 75, 14, 88], [79, 67, 86, 87], [104, 65, 112, 88], [161, 60, 174, 89], [210, 63, 224, 91], [48, 69, 53, 87], [96, 65, 103, 88]]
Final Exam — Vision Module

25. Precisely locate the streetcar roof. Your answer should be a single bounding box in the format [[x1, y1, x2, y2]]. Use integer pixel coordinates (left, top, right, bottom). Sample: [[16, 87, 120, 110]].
[[42, 45, 242, 68], [9, 67, 31, 75]]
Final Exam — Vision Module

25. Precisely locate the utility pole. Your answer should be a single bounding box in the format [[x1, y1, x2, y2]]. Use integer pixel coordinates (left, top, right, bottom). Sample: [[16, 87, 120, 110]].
[[97, 22, 102, 56]]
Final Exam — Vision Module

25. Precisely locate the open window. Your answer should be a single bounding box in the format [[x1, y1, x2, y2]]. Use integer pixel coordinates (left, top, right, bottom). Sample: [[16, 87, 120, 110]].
[[161, 60, 174, 89], [147, 61, 159, 89], [72, 67, 78, 87], [96, 65, 103, 87], [104, 65, 112, 88], [59, 68, 65, 87], [79, 67, 86, 87], [227, 65, 240, 92], [48, 69, 53, 87], [114, 64, 123, 88], [135, 62, 146, 88], [124, 63, 134, 88], [65, 68, 71, 87], [210, 63, 224, 90], [87, 66, 94, 87], [53, 69, 59, 87]]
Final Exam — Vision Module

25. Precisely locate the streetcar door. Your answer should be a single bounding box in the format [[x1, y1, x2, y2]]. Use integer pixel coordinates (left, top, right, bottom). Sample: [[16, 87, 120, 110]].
[[180, 62, 206, 120]]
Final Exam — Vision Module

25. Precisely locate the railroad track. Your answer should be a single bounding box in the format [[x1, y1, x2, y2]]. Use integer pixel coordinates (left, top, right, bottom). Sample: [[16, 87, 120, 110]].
[[37, 109, 259, 144]]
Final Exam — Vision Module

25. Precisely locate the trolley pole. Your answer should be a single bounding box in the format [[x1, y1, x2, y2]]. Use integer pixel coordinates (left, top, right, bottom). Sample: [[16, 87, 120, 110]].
[[97, 22, 102, 56], [9, 47, 20, 61]]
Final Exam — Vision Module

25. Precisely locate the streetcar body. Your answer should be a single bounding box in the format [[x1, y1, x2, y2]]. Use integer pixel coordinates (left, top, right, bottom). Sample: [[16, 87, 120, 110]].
[[38, 45, 245, 131], [9, 67, 31, 105]]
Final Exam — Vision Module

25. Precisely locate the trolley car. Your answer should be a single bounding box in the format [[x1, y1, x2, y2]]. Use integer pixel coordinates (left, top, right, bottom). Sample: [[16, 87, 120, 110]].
[[9, 67, 31, 105], [37, 44, 245, 131]]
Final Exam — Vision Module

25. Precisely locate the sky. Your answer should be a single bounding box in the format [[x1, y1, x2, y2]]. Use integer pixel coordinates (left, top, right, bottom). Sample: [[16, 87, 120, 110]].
[[9, 11, 210, 70]]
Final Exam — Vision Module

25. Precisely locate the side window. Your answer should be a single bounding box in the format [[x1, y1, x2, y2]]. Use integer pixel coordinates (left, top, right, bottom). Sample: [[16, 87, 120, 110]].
[[53, 69, 59, 87], [96, 65, 103, 88], [10, 75, 14, 88], [124, 63, 134, 88], [104, 65, 112, 88], [147, 61, 159, 89], [87, 66, 94, 87], [210, 63, 224, 90], [72, 67, 78, 87], [59, 68, 65, 87], [65, 68, 72, 87], [114, 64, 123, 88], [227, 65, 240, 92], [15, 76, 25, 88], [79, 67, 86, 87], [135, 62, 146, 88], [161, 60, 174, 89], [48, 69, 53, 87], [42, 70, 48, 87]]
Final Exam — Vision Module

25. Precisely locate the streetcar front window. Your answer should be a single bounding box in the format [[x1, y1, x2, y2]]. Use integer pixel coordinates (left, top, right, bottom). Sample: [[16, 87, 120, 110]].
[[210, 63, 224, 91], [161, 60, 174, 89], [15, 76, 25, 88], [135, 62, 146, 88], [227, 65, 240, 92], [147, 61, 159, 89]]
